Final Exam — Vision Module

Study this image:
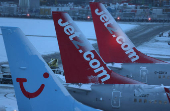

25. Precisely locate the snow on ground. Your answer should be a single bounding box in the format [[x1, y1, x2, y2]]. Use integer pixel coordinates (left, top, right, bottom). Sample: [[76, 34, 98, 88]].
[[137, 31, 170, 58], [0, 87, 17, 111], [0, 17, 138, 63]]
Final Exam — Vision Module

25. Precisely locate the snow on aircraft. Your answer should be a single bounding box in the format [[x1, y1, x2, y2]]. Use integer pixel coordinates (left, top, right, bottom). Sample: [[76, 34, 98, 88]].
[[52, 11, 170, 111], [90, 2, 170, 85], [1, 26, 99, 111]]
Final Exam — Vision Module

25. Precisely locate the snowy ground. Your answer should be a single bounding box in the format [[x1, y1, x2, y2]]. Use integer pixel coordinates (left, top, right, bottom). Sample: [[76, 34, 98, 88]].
[[0, 17, 138, 63], [137, 31, 170, 59], [0, 86, 17, 111]]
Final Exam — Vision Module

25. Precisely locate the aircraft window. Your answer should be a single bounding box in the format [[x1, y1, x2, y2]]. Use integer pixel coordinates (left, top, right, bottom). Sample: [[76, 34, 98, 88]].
[[158, 75, 161, 79], [149, 100, 154, 103], [154, 100, 157, 104], [164, 101, 167, 104], [134, 98, 137, 102], [144, 99, 147, 103], [163, 75, 165, 78], [159, 100, 162, 104], [139, 99, 142, 103]]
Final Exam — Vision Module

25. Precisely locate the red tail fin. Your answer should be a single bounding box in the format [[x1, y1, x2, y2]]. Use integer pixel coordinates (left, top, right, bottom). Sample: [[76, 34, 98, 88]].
[[90, 2, 167, 63], [52, 11, 142, 84]]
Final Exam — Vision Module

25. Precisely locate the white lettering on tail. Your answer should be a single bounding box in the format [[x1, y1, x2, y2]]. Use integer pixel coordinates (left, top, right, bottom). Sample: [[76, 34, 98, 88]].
[[95, 8, 139, 62], [58, 18, 110, 82]]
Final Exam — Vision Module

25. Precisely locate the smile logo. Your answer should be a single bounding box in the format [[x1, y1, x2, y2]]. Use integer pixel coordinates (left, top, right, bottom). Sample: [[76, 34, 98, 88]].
[[16, 72, 49, 99]]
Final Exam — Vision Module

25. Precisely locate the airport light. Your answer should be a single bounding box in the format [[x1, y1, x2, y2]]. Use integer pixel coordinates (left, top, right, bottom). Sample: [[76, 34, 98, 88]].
[[148, 17, 151, 21], [27, 13, 30, 17], [87, 16, 90, 19]]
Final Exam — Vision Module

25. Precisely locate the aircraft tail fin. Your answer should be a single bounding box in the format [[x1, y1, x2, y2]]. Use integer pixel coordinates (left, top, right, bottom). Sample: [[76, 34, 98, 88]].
[[52, 11, 142, 84], [1, 27, 97, 111], [90, 2, 167, 63]]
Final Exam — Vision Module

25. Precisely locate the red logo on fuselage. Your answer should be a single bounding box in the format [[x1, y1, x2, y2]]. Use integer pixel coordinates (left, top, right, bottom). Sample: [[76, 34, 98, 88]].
[[16, 72, 49, 99], [164, 87, 170, 103]]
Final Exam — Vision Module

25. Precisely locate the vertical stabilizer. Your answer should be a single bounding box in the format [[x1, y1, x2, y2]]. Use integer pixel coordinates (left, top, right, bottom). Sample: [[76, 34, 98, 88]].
[[1, 27, 97, 111], [52, 12, 142, 84], [90, 2, 167, 63]]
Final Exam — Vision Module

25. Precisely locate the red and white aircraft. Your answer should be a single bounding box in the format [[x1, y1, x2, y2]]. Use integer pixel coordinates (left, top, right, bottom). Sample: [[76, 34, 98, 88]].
[[52, 11, 141, 84], [52, 11, 170, 111], [90, 2, 168, 64], [90, 2, 170, 85]]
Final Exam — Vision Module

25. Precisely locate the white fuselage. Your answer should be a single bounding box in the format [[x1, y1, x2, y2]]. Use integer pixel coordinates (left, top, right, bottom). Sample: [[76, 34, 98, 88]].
[[67, 84, 170, 111], [108, 63, 170, 85]]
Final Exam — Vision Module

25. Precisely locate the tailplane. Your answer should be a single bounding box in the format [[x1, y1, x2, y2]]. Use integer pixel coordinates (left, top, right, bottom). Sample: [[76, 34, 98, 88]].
[[90, 2, 167, 63], [52, 11, 142, 84], [1, 27, 97, 111]]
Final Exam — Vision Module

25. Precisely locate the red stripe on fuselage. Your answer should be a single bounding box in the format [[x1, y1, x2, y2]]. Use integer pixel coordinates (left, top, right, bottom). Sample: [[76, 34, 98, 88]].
[[164, 87, 170, 103]]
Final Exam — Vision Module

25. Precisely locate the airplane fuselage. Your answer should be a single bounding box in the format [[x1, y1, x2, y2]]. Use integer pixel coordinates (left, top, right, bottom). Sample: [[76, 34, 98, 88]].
[[108, 63, 170, 85], [67, 84, 170, 111]]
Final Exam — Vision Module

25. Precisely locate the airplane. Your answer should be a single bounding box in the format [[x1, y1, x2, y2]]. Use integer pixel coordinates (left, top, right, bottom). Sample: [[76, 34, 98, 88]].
[[52, 11, 141, 84], [90, 2, 170, 85], [52, 11, 170, 111], [1, 26, 99, 111], [90, 2, 168, 64]]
